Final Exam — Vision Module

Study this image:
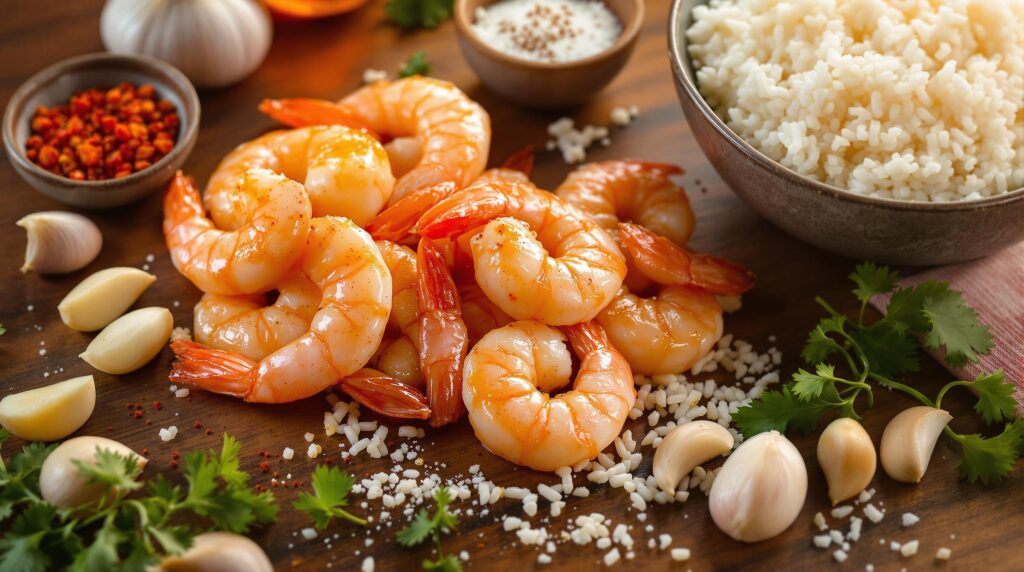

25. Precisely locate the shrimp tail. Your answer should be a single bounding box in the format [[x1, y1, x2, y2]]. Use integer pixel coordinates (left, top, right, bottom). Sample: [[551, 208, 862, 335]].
[[365, 181, 458, 242], [501, 145, 535, 176], [563, 320, 613, 357], [162, 171, 203, 237], [339, 369, 431, 420], [258, 98, 379, 139], [168, 340, 256, 399], [622, 160, 685, 177], [414, 187, 507, 239], [417, 239, 468, 427]]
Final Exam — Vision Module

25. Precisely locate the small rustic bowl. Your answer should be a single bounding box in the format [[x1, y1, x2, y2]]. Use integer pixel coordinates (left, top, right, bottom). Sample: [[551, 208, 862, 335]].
[[454, 0, 644, 109], [3, 52, 200, 209], [668, 0, 1024, 266]]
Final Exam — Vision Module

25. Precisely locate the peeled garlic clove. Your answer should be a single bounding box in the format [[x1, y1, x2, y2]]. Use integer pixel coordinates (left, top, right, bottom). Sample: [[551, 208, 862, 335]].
[[880, 406, 952, 483], [17, 211, 102, 274], [709, 430, 807, 543], [817, 417, 876, 505], [653, 420, 734, 494], [157, 532, 273, 572], [80, 307, 173, 374], [40, 436, 145, 508], [0, 375, 95, 441], [58, 267, 157, 331]]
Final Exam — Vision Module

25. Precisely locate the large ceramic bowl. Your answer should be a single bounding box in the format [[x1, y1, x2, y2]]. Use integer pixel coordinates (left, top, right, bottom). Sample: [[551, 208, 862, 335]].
[[3, 52, 199, 209], [667, 0, 1024, 265]]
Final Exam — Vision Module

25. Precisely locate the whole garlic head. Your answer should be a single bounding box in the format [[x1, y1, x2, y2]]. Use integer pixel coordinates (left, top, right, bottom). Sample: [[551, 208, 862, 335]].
[[709, 430, 807, 543], [880, 406, 952, 483], [17, 212, 102, 274], [40, 436, 145, 508], [157, 532, 273, 572], [817, 417, 876, 505]]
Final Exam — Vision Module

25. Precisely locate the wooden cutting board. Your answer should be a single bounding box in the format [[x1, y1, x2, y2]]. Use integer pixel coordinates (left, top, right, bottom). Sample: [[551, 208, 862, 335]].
[[1, 1, 1020, 570]]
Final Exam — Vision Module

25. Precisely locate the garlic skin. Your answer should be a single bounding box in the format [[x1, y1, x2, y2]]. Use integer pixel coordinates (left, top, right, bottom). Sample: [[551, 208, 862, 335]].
[[80, 307, 173, 374], [59, 267, 157, 332], [653, 420, 734, 494], [157, 532, 273, 572], [880, 406, 952, 483], [17, 212, 102, 274], [817, 417, 876, 505], [0, 376, 96, 441], [100, 0, 272, 88], [40, 436, 145, 508], [709, 430, 807, 543]]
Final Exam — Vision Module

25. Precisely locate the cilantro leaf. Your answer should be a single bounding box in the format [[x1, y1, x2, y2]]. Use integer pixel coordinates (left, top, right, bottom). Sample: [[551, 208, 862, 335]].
[[293, 465, 364, 529], [73, 447, 144, 493], [70, 521, 122, 572], [922, 292, 993, 367], [397, 487, 462, 569], [850, 262, 899, 303], [0, 324, 6, 336], [424, 554, 464, 571], [386, 0, 454, 29], [801, 316, 847, 365], [732, 386, 835, 437], [397, 509, 436, 547], [969, 371, 1018, 424], [399, 51, 432, 78], [0, 533, 48, 572], [848, 321, 919, 377], [182, 435, 278, 534], [955, 420, 1024, 484], [791, 364, 835, 401], [883, 280, 950, 332]]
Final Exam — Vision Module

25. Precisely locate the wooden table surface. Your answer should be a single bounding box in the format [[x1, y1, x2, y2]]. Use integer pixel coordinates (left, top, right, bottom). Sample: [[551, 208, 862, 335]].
[[1, 1, 1021, 570]]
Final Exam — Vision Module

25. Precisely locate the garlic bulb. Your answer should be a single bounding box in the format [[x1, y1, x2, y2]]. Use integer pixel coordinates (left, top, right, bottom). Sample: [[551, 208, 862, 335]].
[[709, 430, 807, 543], [817, 418, 876, 505], [880, 406, 952, 483], [17, 212, 102, 274], [100, 0, 272, 88], [40, 436, 145, 508], [157, 532, 273, 572]]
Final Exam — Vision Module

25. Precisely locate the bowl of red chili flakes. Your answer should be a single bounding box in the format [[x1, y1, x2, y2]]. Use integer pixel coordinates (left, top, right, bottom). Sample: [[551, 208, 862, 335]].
[[3, 52, 199, 209]]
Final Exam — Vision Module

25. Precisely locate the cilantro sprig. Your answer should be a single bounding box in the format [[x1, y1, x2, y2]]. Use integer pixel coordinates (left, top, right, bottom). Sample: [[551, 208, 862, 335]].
[[0, 433, 277, 571], [397, 486, 462, 571], [293, 465, 365, 529], [399, 51, 432, 79], [734, 262, 1022, 483], [386, 0, 454, 29]]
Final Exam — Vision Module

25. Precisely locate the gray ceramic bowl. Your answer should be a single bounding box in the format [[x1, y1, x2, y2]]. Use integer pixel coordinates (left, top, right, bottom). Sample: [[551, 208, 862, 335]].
[[3, 52, 199, 209], [668, 0, 1024, 265]]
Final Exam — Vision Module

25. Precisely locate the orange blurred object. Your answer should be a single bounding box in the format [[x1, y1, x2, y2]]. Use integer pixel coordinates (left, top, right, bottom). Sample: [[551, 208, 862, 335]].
[[263, 0, 369, 18]]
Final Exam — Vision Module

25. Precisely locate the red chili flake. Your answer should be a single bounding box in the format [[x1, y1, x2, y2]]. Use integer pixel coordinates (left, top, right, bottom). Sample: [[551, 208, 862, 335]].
[[142, 448, 149, 456], [133, 410, 144, 419], [257, 461, 270, 473], [324, 458, 333, 466], [205, 428, 213, 436], [135, 404, 143, 410], [193, 420, 203, 429], [171, 450, 180, 460], [152, 400, 162, 410], [169, 459, 178, 469], [272, 471, 280, 478], [146, 420, 153, 426]]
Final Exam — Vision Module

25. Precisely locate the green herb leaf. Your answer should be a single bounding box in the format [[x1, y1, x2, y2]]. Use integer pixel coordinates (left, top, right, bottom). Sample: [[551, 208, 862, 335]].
[[791, 365, 834, 401], [294, 465, 364, 529], [955, 420, 1024, 484], [882, 280, 950, 332], [732, 386, 836, 437], [801, 316, 847, 365], [424, 554, 464, 571], [968, 371, 1018, 425], [397, 509, 436, 547], [399, 50, 432, 78], [72, 447, 144, 493], [922, 292, 994, 367], [386, 0, 454, 29], [0, 324, 6, 336], [396, 487, 462, 570], [850, 262, 899, 303], [848, 321, 919, 377]]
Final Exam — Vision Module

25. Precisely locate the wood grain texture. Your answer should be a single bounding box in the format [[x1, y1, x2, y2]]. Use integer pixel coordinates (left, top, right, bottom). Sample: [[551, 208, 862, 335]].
[[1, 1, 1021, 571]]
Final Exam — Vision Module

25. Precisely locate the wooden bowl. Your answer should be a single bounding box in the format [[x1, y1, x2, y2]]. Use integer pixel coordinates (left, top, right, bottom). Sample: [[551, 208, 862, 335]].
[[3, 52, 200, 210], [454, 0, 644, 109], [667, 0, 1024, 266]]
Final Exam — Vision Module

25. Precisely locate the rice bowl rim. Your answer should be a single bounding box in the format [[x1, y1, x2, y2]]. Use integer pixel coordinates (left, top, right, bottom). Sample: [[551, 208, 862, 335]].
[[666, 0, 1024, 213]]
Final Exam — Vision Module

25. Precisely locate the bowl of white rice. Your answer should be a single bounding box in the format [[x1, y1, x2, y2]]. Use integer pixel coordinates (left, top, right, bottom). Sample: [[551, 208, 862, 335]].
[[668, 0, 1024, 265]]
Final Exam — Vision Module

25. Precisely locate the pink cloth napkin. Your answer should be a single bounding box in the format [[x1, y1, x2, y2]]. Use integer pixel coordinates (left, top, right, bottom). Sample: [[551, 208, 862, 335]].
[[870, 241, 1024, 413]]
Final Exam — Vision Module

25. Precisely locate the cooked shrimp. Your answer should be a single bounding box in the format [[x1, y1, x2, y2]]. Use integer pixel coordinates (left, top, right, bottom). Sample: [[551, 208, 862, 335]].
[[463, 320, 636, 472], [339, 368, 431, 420], [193, 270, 319, 361], [163, 169, 311, 296], [375, 240, 423, 388], [417, 239, 468, 427], [204, 126, 394, 228], [596, 286, 724, 376], [416, 182, 626, 326], [260, 77, 490, 206], [373, 337, 422, 388], [169, 216, 392, 403], [456, 271, 513, 344]]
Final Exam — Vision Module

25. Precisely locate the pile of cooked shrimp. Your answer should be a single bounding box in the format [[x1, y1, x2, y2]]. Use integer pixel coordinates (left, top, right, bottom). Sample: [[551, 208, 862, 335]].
[[163, 76, 754, 472]]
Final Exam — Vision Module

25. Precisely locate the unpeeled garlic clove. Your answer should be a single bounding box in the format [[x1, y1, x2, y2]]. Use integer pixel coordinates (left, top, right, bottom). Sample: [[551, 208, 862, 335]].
[[653, 420, 734, 494], [157, 532, 273, 572], [0, 375, 95, 441], [80, 307, 173, 374], [17, 211, 102, 274], [817, 417, 876, 505], [880, 406, 952, 483], [40, 436, 145, 508], [709, 430, 807, 543], [58, 267, 156, 331]]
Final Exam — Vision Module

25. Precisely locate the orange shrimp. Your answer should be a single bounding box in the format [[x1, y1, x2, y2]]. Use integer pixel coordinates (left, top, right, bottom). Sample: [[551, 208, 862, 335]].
[[338, 369, 431, 420], [417, 239, 468, 427]]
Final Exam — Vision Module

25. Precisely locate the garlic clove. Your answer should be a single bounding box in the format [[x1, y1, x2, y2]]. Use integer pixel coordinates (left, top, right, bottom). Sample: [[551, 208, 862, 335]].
[[58, 267, 157, 331], [17, 211, 102, 274], [0, 375, 96, 441], [653, 420, 734, 494], [817, 417, 876, 505], [80, 307, 173, 374], [157, 532, 273, 572], [709, 430, 807, 543], [40, 436, 145, 508], [880, 406, 952, 483]]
